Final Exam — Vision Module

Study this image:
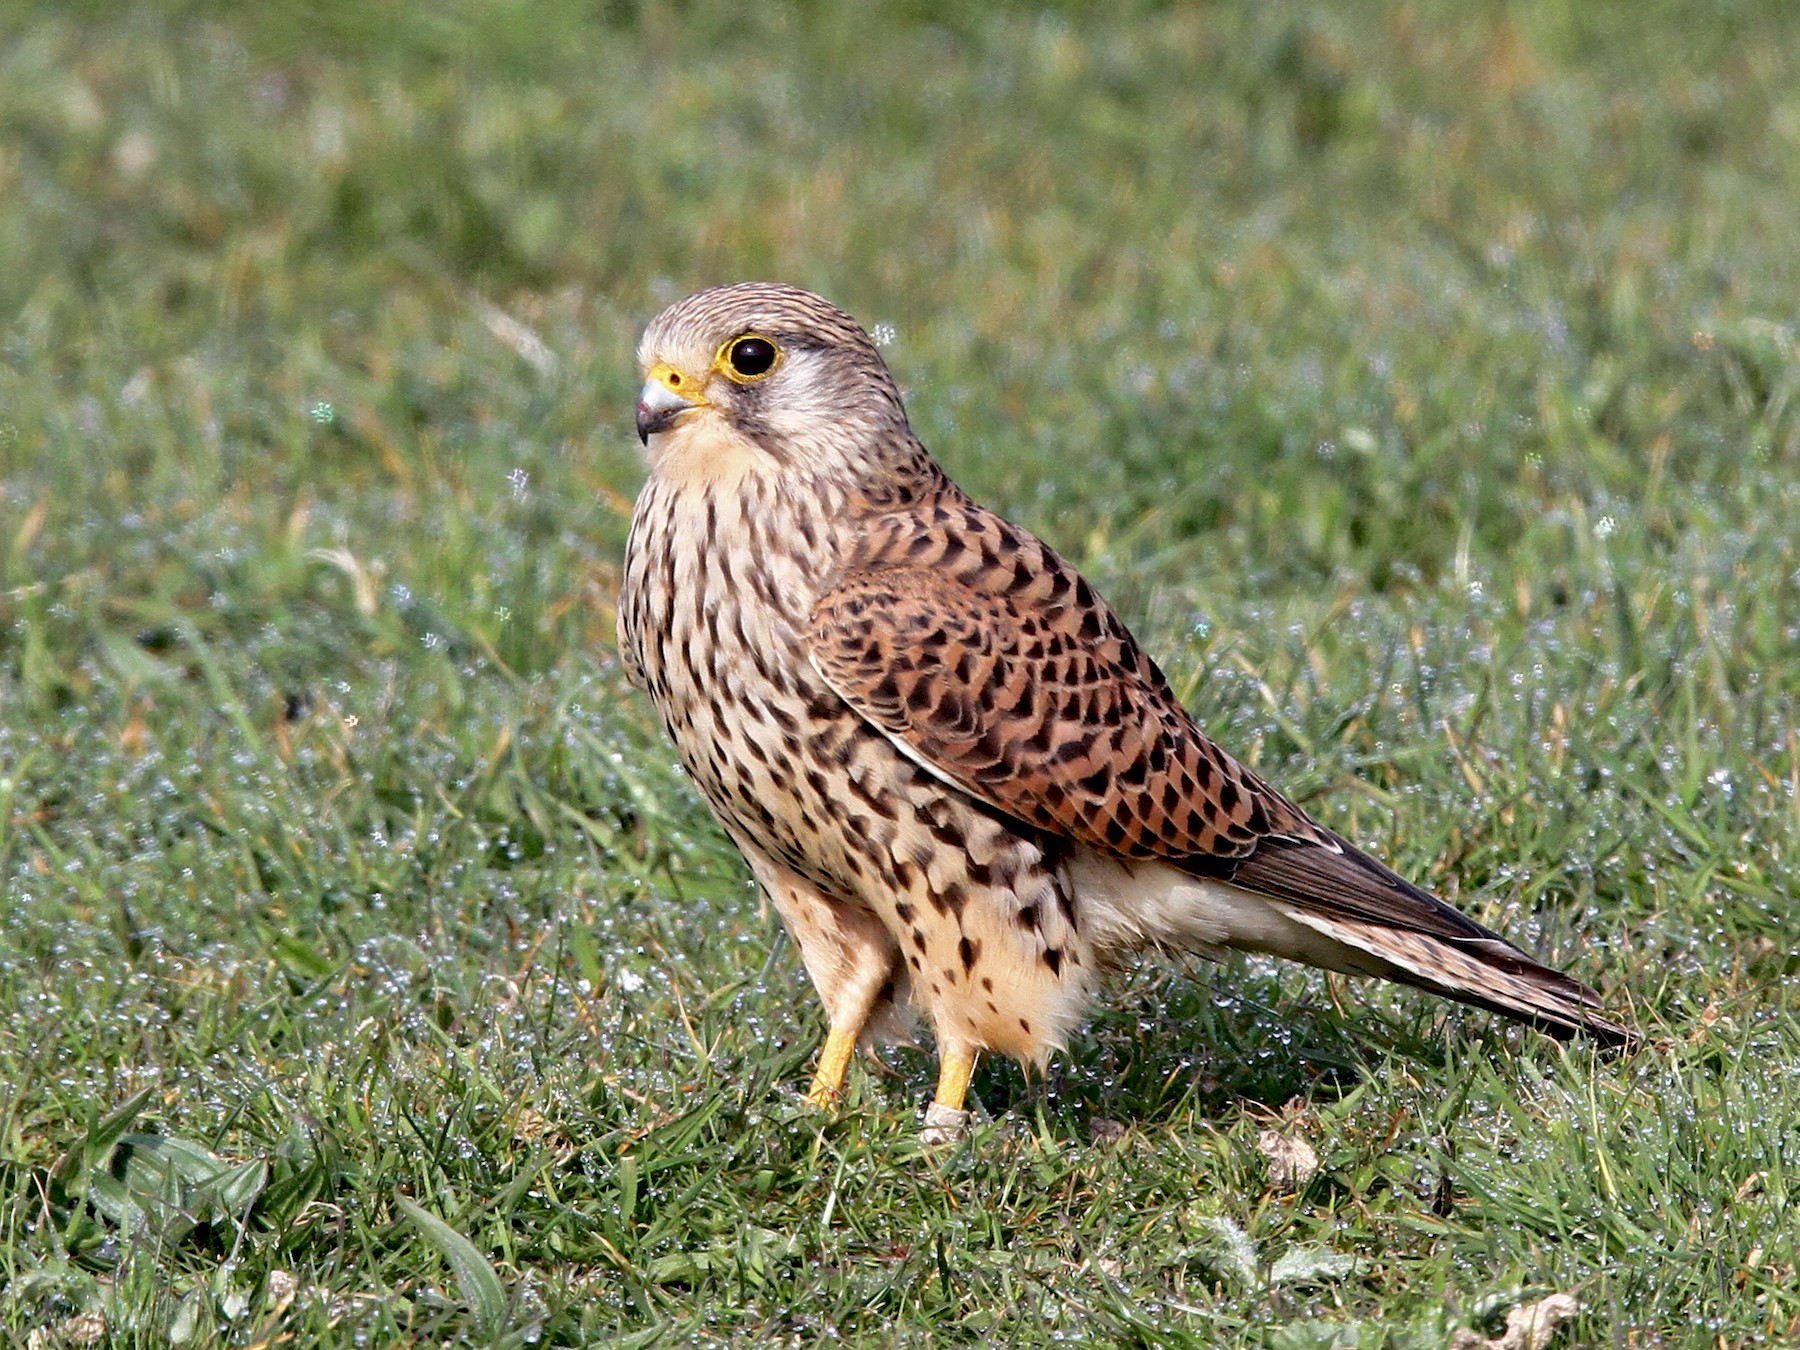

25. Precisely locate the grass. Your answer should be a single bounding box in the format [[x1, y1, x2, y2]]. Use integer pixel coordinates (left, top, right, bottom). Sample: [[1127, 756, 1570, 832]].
[[2, 0, 1798, 1344]]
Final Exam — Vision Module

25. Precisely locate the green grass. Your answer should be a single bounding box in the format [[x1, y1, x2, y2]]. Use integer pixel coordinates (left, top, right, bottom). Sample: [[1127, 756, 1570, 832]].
[[2, 0, 1798, 1344]]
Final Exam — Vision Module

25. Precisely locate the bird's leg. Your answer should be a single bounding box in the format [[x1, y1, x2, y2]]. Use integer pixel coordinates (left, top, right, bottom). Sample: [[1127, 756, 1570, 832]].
[[921, 1042, 979, 1143], [803, 966, 895, 1109], [800, 953, 894, 1109], [934, 1047, 978, 1114], [807, 1024, 862, 1107], [738, 849, 897, 1111]]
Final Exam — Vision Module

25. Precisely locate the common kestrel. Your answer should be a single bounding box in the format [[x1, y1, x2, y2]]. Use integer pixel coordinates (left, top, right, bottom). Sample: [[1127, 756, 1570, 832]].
[[617, 283, 1632, 1134]]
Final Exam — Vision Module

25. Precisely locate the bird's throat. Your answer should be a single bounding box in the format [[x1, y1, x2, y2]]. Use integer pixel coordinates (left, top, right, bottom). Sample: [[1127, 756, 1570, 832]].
[[648, 416, 780, 495]]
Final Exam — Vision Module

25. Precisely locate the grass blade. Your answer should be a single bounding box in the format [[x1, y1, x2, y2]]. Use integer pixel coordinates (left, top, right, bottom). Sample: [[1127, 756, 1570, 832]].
[[394, 1193, 509, 1338]]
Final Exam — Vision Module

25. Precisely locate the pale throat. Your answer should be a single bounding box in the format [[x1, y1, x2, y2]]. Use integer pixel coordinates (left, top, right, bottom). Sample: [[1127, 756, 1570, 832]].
[[646, 411, 785, 494]]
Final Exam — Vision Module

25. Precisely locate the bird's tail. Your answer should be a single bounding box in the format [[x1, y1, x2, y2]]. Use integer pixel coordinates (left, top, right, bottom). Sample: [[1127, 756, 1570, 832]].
[[1270, 903, 1638, 1049], [1074, 847, 1637, 1048]]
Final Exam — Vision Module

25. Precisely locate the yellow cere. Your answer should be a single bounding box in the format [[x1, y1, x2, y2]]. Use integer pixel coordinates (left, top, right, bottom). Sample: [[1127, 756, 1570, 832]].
[[647, 359, 706, 402]]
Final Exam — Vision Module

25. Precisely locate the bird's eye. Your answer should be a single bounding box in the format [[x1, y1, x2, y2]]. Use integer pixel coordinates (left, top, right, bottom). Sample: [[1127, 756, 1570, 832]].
[[721, 334, 780, 381]]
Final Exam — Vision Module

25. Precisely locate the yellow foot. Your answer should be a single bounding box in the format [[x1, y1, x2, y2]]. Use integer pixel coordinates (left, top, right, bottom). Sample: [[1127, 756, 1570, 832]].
[[806, 1027, 859, 1108]]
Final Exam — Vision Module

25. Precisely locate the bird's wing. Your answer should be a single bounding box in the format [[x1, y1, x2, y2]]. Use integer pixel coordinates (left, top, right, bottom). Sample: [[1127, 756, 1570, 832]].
[[809, 503, 1632, 1044], [808, 507, 1522, 949]]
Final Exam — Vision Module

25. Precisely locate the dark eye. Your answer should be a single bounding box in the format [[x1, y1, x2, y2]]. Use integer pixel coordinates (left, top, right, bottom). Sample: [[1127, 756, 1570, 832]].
[[724, 334, 779, 380]]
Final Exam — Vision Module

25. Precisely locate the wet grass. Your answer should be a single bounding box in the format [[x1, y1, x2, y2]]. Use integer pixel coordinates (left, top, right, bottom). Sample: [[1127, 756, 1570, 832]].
[[2, 0, 1798, 1344]]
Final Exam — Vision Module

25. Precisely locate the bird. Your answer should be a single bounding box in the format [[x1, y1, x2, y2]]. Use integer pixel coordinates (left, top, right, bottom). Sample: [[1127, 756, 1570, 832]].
[[616, 282, 1634, 1134]]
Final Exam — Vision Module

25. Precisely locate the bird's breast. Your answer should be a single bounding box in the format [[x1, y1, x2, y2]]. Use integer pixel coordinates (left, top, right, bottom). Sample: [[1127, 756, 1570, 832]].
[[621, 473, 838, 687], [618, 472, 862, 868]]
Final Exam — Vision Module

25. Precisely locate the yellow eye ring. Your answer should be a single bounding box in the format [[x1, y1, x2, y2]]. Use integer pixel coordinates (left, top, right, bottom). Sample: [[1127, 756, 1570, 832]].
[[717, 333, 781, 383]]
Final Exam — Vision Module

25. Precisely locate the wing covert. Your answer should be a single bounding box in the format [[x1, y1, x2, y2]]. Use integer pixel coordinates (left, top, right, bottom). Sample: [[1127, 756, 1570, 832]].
[[807, 548, 1313, 867]]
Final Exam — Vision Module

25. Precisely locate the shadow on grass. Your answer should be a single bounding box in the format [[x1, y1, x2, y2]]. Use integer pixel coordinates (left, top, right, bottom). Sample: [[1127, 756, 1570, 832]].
[[950, 962, 1407, 1136]]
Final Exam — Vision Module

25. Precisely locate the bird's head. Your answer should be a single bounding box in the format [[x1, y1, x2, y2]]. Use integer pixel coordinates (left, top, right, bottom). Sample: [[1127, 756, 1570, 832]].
[[634, 283, 924, 488]]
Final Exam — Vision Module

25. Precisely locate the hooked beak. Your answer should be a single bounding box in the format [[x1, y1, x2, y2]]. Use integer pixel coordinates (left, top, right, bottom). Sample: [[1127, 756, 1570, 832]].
[[636, 361, 708, 444]]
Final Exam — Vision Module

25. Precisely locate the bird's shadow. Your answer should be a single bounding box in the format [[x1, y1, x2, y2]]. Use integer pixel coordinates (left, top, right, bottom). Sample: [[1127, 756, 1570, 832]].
[[958, 958, 1455, 1137]]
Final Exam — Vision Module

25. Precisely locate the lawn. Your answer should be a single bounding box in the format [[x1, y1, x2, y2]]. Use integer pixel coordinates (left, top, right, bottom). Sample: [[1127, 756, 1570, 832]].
[[2, 1, 1798, 1344]]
